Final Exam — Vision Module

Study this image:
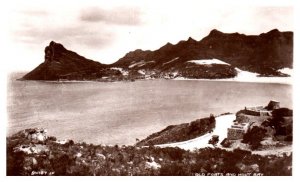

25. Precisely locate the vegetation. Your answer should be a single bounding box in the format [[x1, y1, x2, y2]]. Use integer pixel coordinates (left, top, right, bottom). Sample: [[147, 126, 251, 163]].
[[137, 115, 216, 146], [241, 108, 293, 149], [242, 126, 267, 150], [180, 64, 237, 79], [7, 129, 292, 176], [268, 108, 293, 141]]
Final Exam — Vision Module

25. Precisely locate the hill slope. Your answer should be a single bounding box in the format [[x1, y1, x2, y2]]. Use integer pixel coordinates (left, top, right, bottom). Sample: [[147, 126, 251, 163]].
[[23, 41, 107, 80], [23, 29, 293, 81], [113, 29, 293, 76]]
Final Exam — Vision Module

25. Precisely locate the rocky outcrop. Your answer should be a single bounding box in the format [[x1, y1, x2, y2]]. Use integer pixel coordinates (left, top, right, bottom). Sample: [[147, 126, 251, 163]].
[[12, 128, 48, 143], [23, 41, 106, 80]]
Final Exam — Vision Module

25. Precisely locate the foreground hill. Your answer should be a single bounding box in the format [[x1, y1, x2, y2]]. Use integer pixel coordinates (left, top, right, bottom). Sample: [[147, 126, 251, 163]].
[[22, 29, 293, 81], [136, 115, 216, 146], [7, 128, 292, 176]]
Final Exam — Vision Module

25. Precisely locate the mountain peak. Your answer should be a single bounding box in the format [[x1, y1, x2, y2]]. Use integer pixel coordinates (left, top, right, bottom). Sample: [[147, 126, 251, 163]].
[[187, 37, 197, 42], [208, 29, 224, 36], [48, 41, 66, 51], [165, 42, 173, 46], [259, 29, 282, 38], [267, 29, 280, 34], [264, 29, 280, 36], [23, 41, 104, 80], [161, 42, 174, 49]]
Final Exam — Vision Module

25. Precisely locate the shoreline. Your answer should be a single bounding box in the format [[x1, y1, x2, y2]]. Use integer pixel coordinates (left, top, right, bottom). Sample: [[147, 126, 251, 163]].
[[15, 76, 292, 85], [173, 76, 292, 85]]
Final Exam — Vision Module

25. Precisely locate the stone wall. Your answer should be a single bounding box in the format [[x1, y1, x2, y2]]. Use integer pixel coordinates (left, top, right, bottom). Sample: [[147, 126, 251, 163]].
[[227, 128, 244, 140]]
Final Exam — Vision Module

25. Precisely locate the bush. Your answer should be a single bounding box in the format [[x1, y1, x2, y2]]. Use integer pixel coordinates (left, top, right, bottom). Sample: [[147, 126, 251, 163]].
[[269, 108, 293, 137], [284, 135, 293, 142], [160, 163, 188, 176], [272, 108, 293, 117], [47, 136, 57, 141], [220, 138, 231, 148], [242, 126, 267, 150], [51, 154, 73, 175]]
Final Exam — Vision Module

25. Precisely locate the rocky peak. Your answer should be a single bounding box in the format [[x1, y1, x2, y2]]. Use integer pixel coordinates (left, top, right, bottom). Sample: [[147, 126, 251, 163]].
[[260, 29, 281, 39], [208, 29, 224, 36], [266, 29, 280, 35], [49, 41, 66, 50], [160, 42, 174, 50], [187, 37, 197, 42], [44, 41, 67, 63], [23, 41, 105, 80], [124, 49, 151, 58]]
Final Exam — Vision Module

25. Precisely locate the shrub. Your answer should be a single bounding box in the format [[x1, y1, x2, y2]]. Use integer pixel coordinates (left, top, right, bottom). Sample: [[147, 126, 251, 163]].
[[242, 126, 267, 150], [51, 154, 73, 175], [220, 138, 231, 148], [272, 108, 293, 117], [160, 163, 188, 176], [47, 136, 57, 141]]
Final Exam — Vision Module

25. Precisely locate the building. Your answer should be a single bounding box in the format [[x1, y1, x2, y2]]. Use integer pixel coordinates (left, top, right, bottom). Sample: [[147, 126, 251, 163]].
[[243, 106, 271, 116], [227, 122, 250, 140], [227, 100, 281, 140], [243, 100, 280, 116], [266, 100, 280, 110]]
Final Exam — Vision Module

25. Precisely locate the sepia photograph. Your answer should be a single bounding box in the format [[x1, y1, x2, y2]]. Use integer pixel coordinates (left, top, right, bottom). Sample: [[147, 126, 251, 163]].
[[2, 0, 296, 177]]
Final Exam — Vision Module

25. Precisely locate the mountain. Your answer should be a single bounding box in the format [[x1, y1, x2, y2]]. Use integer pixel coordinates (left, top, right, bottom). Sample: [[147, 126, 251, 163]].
[[23, 41, 107, 80], [23, 29, 293, 81], [113, 29, 293, 76]]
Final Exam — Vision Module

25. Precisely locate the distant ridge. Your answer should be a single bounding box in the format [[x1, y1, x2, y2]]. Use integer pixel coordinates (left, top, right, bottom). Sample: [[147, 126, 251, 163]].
[[113, 29, 293, 75], [23, 29, 293, 81]]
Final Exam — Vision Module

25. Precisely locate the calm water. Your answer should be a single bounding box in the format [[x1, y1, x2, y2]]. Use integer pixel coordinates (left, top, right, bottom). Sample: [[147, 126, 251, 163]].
[[7, 77, 292, 145]]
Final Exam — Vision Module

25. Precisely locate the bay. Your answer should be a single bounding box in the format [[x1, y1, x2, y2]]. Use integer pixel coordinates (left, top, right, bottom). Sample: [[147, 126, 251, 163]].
[[7, 77, 292, 145]]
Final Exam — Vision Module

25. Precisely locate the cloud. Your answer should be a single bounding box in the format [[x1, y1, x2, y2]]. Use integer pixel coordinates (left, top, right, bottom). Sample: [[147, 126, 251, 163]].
[[79, 6, 142, 25], [20, 10, 49, 16], [12, 23, 114, 49]]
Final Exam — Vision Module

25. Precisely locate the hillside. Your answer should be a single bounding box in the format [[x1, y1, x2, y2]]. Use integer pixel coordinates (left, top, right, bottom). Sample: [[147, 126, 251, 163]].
[[113, 29, 293, 76], [7, 128, 292, 176], [22, 41, 108, 80], [22, 29, 293, 81], [136, 115, 216, 146]]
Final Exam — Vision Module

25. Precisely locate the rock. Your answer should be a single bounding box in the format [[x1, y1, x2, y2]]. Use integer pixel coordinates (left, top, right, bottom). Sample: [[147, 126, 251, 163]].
[[236, 163, 246, 171], [55, 139, 69, 145], [24, 128, 48, 143], [145, 161, 161, 170], [96, 153, 106, 160], [14, 144, 49, 154], [32, 158, 38, 166], [249, 164, 260, 173], [76, 153, 82, 158]]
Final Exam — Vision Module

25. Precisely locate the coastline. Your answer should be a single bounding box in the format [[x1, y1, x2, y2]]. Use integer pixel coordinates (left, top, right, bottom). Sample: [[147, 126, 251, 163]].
[[11, 69, 293, 85], [15, 76, 293, 85], [6, 104, 293, 175], [173, 75, 292, 85]]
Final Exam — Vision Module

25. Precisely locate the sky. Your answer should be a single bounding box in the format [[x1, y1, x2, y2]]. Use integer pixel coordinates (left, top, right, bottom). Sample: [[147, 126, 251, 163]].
[[1, 0, 294, 71]]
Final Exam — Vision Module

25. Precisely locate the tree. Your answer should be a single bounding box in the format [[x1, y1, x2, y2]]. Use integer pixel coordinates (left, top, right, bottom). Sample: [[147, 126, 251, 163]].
[[242, 126, 267, 150]]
